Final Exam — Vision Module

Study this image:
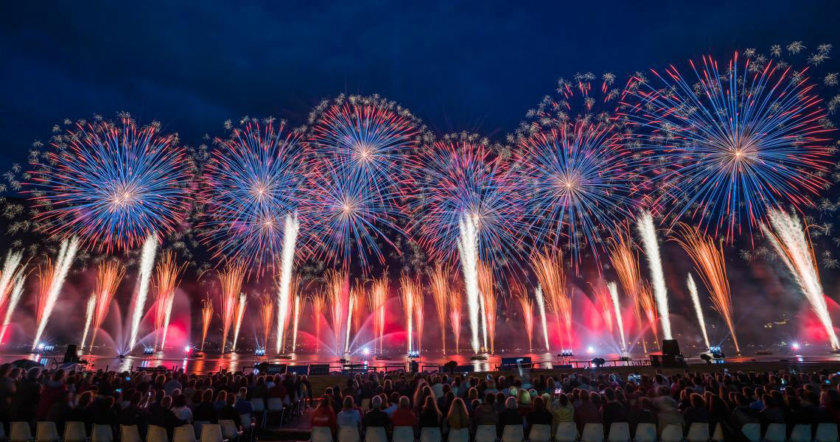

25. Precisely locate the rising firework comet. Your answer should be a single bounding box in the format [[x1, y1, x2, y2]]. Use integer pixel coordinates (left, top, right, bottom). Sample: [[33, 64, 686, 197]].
[[79, 294, 95, 350], [0, 275, 25, 344], [32, 236, 79, 350], [28, 116, 192, 252], [231, 293, 247, 352], [218, 263, 246, 353], [199, 297, 213, 352], [368, 277, 389, 354], [127, 235, 157, 351], [675, 224, 740, 353], [400, 275, 418, 353], [449, 285, 463, 354], [624, 52, 833, 238], [259, 296, 274, 351], [686, 273, 711, 350], [0, 251, 24, 309], [409, 135, 521, 353], [412, 285, 425, 353], [153, 252, 185, 352], [310, 292, 327, 353], [202, 120, 303, 274], [326, 271, 351, 355], [429, 266, 450, 354], [636, 212, 672, 340], [478, 263, 497, 354], [532, 251, 572, 349], [305, 95, 421, 269], [638, 282, 659, 348], [513, 282, 535, 352], [607, 282, 627, 354], [90, 261, 125, 351], [291, 294, 301, 353], [534, 286, 550, 351], [762, 209, 839, 350]]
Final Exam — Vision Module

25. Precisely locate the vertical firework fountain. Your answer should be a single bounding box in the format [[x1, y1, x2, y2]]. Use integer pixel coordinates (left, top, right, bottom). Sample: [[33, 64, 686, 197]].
[[636, 212, 672, 340], [0, 275, 25, 343], [762, 209, 840, 350], [90, 262, 125, 351], [607, 282, 627, 355], [400, 275, 417, 354], [686, 274, 710, 350], [199, 297, 213, 352], [450, 285, 463, 354], [457, 213, 481, 354], [369, 277, 389, 354], [231, 293, 247, 352], [638, 282, 659, 349], [514, 283, 535, 352], [218, 263, 245, 353], [478, 263, 496, 354], [609, 233, 646, 352], [311, 292, 326, 353], [533, 251, 572, 350], [429, 266, 450, 354], [327, 272, 351, 356], [260, 296, 274, 352], [412, 285, 424, 353], [153, 252, 184, 352], [79, 295, 95, 349], [534, 286, 550, 351], [0, 251, 24, 308], [291, 294, 300, 352], [127, 235, 157, 351], [276, 212, 299, 354], [675, 224, 740, 353], [33, 237, 79, 350]]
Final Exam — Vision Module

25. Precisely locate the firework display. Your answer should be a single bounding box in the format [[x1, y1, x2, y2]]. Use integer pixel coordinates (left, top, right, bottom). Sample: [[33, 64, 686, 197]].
[[2, 44, 840, 360]]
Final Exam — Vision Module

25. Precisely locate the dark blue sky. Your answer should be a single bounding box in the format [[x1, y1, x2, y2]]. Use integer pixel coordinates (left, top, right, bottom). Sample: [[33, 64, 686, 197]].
[[1, 0, 838, 167]]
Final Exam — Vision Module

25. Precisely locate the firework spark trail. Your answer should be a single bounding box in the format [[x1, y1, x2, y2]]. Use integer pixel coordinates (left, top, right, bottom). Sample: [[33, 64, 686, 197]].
[[449, 288, 462, 353], [326, 272, 351, 356], [412, 287, 424, 353], [90, 262, 125, 351], [762, 209, 840, 350], [369, 277, 389, 353], [79, 294, 95, 350], [457, 213, 481, 353], [260, 296, 274, 351], [675, 224, 740, 353], [32, 236, 79, 350], [345, 293, 355, 355], [199, 297, 213, 352], [532, 251, 572, 349], [231, 293, 247, 352], [400, 275, 416, 353], [607, 282, 627, 354], [687, 273, 711, 350], [514, 283, 535, 352], [218, 263, 245, 353], [0, 251, 24, 308], [127, 235, 157, 351], [636, 212, 672, 340], [311, 293, 326, 352], [608, 233, 643, 333], [638, 282, 659, 347], [429, 266, 450, 354], [352, 284, 366, 334], [478, 291, 488, 352], [478, 262, 496, 353], [291, 294, 300, 352], [275, 212, 299, 353], [534, 286, 550, 351], [153, 252, 184, 351], [0, 275, 25, 343], [593, 281, 614, 334]]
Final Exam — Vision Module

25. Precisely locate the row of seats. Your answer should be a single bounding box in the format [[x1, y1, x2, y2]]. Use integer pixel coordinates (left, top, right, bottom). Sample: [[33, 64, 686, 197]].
[[0, 421, 243, 442], [249, 396, 304, 427], [312, 422, 840, 442]]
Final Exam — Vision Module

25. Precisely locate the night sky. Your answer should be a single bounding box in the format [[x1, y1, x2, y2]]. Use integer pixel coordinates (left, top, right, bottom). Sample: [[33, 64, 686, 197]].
[[2, 0, 839, 169]]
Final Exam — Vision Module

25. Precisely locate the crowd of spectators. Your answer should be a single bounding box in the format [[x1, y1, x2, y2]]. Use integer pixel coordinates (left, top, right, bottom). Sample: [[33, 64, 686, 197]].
[[310, 368, 840, 440], [0, 363, 311, 439]]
